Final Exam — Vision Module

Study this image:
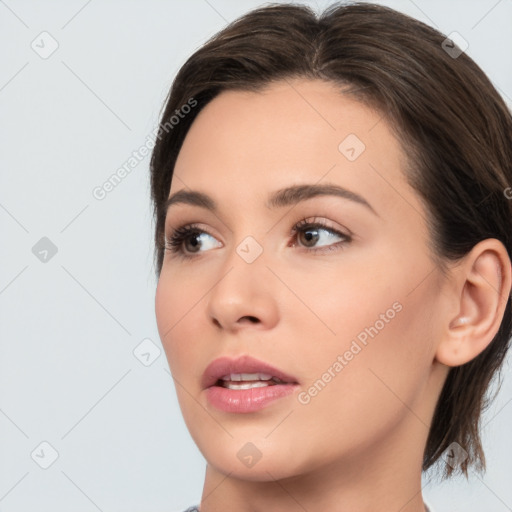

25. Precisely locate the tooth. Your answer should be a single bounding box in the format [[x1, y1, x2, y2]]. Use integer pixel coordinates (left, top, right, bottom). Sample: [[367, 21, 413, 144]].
[[224, 381, 271, 390], [242, 373, 261, 381], [220, 373, 273, 381]]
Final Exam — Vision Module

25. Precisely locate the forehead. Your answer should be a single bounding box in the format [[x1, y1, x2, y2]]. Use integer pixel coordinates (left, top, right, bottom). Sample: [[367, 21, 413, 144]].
[[171, 79, 422, 221]]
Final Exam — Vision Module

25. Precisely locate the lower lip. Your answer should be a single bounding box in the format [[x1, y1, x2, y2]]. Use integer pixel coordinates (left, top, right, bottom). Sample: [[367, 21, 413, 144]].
[[205, 383, 299, 413]]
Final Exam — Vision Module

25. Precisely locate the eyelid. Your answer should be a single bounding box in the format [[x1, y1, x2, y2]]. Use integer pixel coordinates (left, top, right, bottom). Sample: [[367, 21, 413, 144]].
[[288, 218, 352, 253], [291, 216, 352, 237], [164, 222, 219, 249], [164, 216, 353, 260]]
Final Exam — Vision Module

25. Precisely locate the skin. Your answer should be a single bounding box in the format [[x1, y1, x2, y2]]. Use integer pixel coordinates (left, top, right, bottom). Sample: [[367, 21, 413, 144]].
[[155, 78, 511, 512]]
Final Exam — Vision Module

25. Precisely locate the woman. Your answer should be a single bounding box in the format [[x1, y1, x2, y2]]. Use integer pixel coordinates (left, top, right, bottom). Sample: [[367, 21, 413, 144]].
[[150, 2, 512, 511]]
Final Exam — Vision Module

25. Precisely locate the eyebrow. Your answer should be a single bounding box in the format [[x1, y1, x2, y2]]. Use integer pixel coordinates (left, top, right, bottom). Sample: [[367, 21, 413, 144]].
[[164, 183, 378, 218]]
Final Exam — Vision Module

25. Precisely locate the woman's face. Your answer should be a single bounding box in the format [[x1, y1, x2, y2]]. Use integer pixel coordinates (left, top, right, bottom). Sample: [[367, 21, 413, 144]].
[[155, 79, 450, 480]]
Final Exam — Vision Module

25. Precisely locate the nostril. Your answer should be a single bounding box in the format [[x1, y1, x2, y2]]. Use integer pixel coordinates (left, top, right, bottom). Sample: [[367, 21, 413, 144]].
[[240, 315, 259, 323]]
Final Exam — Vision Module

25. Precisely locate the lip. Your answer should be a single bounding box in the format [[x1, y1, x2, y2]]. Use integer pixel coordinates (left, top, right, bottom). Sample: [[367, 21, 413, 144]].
[[201, 354, 299, 390], [205, 383, 299, 413], [201, 355, 300, 414]]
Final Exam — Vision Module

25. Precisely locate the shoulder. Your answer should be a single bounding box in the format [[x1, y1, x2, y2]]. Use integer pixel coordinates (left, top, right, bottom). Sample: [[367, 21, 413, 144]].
[[183, 504, 434, 512]]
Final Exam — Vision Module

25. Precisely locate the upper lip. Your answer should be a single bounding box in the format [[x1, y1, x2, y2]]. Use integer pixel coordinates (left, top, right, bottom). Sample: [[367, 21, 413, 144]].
[[201, 355, 299, 389]]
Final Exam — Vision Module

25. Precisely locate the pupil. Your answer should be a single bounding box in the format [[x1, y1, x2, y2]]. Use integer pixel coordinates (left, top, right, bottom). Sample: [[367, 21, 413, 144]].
[[302, 229, 318, 246], [186, 234, 200, 251]]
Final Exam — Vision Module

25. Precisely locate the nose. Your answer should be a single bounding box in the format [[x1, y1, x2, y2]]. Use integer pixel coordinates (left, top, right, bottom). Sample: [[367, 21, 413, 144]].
[[206, 250, 280, 333], [214, 314, 259, 328]]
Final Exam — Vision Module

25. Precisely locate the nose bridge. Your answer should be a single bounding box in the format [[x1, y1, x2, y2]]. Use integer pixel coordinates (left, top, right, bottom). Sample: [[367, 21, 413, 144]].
[[220, 217, 272, 277], [206, 230, 280, 330], [213, 232, 269, 302]]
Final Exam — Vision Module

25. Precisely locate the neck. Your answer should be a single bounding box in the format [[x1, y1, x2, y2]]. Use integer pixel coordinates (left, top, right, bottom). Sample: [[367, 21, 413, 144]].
[[197, 411, 430, 512]]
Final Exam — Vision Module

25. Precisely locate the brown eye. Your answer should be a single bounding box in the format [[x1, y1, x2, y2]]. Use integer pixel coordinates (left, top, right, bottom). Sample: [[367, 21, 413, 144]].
[[298, 227, 322, 247], [164, 224, 221, 258], [292, 219, 351, 253]]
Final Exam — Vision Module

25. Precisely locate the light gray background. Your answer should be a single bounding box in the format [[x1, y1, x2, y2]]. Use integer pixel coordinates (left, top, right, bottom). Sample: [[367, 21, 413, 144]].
[[0, 1, 511, 511]]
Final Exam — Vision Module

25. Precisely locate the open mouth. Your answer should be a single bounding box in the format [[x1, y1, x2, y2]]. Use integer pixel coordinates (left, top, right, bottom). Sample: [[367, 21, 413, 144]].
[[201, 355, 299, 391], [215, 373, 289, 390], [203, 359, 300, 413]]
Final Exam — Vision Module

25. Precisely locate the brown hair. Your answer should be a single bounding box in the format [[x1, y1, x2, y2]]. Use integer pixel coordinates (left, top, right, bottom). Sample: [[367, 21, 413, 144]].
[[149, 1, 512, 479]]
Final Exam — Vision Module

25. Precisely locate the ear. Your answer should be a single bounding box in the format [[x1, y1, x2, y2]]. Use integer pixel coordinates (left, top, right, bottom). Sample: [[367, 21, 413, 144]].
[[435, 238, 512, 367]]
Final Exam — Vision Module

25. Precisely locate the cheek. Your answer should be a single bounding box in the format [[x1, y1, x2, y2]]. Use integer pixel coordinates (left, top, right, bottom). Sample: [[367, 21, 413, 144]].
[[155, 265, 203, 341], [155, 268, 216, 393], [314, 244, 436, 363], [155, 272, 195, 371], [154, 276, 174, 349], [283, 295, 434, 474], [290, 253, 436, 411]]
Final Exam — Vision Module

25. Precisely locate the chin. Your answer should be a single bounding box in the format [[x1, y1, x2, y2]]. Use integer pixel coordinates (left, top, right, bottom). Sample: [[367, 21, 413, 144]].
[[207, 453, 298, 482], [195, 436, 295, 479]]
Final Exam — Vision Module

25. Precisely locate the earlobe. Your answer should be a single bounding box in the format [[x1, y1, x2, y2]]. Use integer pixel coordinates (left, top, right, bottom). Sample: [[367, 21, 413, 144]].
[[435, 239, 512, 368]]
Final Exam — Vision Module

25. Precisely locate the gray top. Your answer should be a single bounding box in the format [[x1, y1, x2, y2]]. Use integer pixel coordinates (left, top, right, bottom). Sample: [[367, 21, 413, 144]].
[[183, 503, 433, 511]]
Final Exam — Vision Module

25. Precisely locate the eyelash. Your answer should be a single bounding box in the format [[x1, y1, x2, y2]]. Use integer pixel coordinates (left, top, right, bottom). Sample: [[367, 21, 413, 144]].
[[164, 217, 352, 259]]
